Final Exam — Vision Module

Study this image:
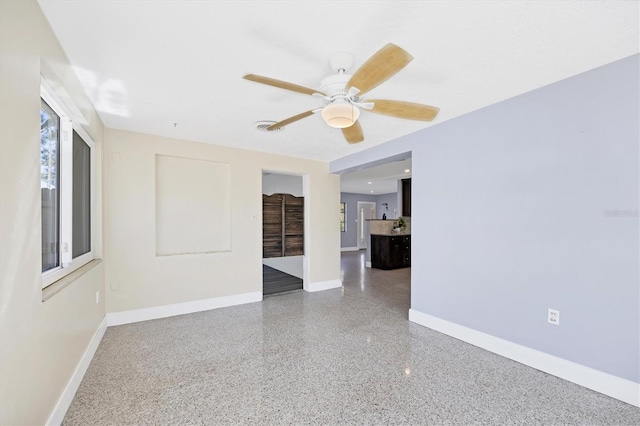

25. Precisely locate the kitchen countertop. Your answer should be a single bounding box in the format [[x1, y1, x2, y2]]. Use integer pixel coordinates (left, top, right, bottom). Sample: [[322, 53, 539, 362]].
[[369, 218, 411, 235]]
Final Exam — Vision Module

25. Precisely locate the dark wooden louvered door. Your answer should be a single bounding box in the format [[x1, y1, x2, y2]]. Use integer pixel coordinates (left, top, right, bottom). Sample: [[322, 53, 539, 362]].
[[283, 194, 304, 256], [263, 194, 304, 258], [263, 194, 283, 258]]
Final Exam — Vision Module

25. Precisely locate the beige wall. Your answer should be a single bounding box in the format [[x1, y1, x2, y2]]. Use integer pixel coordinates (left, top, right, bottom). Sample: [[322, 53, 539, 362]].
[[1, 2, 340, 423], [0, 1, 106, 425], [105, 129, 340, 313]]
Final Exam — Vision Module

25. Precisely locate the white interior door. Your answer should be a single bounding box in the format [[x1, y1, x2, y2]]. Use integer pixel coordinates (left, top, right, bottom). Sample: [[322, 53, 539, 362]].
[[357, 201, 376, 249]]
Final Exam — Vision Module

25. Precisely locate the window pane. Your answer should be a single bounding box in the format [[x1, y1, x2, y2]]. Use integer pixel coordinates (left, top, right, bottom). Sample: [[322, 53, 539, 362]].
[[41, 100, 60, 272], [72, 131, 91, 258]]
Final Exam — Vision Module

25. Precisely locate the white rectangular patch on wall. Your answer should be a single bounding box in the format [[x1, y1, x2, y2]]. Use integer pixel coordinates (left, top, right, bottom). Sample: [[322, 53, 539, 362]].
[[155, 155, 231, 256]]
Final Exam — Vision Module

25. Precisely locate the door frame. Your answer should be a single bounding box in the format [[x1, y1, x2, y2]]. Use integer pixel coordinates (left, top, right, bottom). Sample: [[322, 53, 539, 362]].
[[261, 170, 308, 292], [356, 201, 376, 249]]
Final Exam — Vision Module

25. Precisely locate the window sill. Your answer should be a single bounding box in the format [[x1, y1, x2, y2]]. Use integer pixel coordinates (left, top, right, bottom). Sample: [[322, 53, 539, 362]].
[[42, 259, 102, 302]]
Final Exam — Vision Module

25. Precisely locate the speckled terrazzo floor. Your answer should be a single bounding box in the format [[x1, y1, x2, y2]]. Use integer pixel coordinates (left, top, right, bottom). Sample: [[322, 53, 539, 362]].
[[63, 251, 640, 425]]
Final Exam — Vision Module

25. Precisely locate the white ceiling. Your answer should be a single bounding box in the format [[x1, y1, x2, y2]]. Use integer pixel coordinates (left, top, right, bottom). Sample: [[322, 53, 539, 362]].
[[38, 1, 638, 165], [340, 158, 411, 195]]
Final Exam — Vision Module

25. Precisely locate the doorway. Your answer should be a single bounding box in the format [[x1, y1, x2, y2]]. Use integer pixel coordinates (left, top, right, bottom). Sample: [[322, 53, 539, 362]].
[[357, 201, 376, 249], [339, 154, 412, 313], [262, 171, 306, 295]]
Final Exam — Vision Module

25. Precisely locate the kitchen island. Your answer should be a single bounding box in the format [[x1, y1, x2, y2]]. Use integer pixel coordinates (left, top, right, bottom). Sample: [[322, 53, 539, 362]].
[[367, 218, 411, 270]]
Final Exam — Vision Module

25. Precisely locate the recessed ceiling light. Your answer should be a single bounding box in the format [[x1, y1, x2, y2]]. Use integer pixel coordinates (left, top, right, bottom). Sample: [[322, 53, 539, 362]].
[[368, 181, 372, 184], [405, 169, 410, 173], [370, 190, 374, 193]]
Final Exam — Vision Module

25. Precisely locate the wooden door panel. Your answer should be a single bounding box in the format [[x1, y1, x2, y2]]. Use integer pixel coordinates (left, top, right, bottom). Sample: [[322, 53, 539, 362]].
[[263, 193, 304, 258]]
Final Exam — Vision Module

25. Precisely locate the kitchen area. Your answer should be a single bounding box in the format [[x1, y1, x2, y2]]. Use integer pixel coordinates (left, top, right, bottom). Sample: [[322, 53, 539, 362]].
[[365, 175, 411, 270], [366, 216, 411, 270], [340, 160, 412, 273], [367, 220, 411, 269]]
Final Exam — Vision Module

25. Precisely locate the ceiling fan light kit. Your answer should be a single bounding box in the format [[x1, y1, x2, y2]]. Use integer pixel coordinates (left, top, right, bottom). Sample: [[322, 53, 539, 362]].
[[321, 100, 360, 128], [244, 43, 439, 143]]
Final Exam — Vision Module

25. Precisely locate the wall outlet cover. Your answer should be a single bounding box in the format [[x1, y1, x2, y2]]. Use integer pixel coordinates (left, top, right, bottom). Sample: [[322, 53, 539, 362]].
[[548, 308, 560, 325]]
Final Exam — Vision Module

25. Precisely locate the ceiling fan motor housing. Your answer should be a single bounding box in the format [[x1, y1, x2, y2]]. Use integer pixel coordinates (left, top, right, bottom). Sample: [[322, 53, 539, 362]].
[[319, 73, 352, 98]]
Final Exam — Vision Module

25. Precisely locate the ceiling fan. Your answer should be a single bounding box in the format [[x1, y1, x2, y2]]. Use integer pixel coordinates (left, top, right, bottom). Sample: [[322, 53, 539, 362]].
[[243, 43, 440, 144]]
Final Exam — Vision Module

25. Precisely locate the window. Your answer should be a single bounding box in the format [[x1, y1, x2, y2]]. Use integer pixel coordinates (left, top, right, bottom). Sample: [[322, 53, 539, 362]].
[[72, 130, 91, 258], [41, 78, 95, 288], [41, 100, 60, 272], [340, 202, 346, 232]]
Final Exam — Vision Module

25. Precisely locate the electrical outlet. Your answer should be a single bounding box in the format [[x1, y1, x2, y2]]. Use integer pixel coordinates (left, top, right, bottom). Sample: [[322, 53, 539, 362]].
[[96, 291, 100, 304], [548, 308, 560, 325]]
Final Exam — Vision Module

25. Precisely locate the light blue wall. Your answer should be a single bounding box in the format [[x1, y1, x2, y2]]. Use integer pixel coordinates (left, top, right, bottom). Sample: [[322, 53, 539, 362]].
[[340, 192, 399, 248], [331, 55, 639, 383], [376, 192, 398, 220], [340, 192, 377, 248]]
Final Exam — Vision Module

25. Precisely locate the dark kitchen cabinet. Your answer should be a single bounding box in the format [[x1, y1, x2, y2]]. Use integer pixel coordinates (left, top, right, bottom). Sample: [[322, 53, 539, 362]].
[[402, 178, 411, 217], [371, 234, 411, 270]]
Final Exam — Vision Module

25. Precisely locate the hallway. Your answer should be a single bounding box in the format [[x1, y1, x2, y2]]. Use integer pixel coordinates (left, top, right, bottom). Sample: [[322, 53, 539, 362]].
[[62, 253, 639, 425]]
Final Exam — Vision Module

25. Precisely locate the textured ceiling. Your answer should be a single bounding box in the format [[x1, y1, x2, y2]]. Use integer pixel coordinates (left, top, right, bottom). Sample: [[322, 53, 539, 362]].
[[38, 1, 638, 163]]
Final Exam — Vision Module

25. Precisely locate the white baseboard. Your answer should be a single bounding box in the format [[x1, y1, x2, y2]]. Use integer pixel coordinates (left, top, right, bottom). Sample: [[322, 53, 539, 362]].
[[106, 292, 263, 326], [365, 261, 372, 268], [47, 317, 108, 426], [408, 309, 640, 407], [340, 247, 360, 252], [304, 279, 342, 292]]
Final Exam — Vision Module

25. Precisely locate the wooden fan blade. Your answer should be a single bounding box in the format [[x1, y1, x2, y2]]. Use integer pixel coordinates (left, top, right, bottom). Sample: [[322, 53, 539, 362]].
[[267, 110, 316, 130], [347, 43, 413, 96], [342, 121, 364, 144], [243, 74, 325, 96], [368, 99, 440, 121]]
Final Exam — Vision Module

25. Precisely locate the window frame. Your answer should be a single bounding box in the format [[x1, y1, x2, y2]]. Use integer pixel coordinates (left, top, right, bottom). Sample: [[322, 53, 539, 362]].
[[41, 77, 96, 289]]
